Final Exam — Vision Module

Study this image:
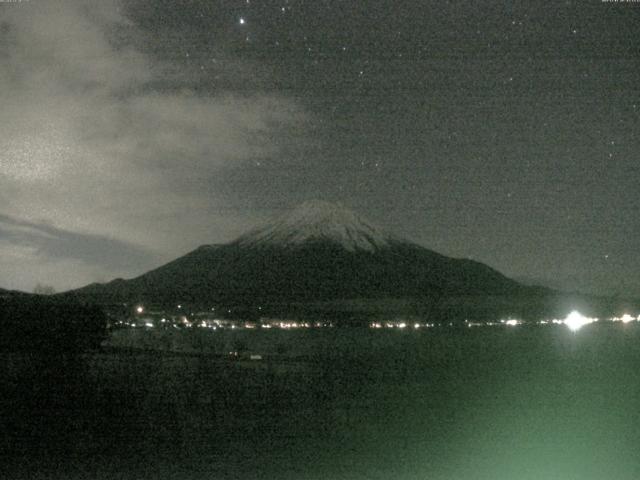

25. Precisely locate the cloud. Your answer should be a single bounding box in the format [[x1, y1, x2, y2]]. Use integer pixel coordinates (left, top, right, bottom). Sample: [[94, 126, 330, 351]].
[[0, 0, 307, 291], [0, 213, 158, 269]]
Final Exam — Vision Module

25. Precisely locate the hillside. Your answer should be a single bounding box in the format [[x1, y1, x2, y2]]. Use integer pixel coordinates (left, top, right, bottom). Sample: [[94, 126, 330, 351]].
[[67, 201, 540, 308]]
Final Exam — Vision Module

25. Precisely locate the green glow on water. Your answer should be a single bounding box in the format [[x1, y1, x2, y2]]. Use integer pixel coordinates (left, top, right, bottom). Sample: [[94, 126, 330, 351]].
[[5, 322, 640, 479]]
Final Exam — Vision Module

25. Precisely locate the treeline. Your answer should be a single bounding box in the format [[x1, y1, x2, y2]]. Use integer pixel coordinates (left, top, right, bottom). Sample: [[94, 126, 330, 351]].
[[0, 297, 107, 353]]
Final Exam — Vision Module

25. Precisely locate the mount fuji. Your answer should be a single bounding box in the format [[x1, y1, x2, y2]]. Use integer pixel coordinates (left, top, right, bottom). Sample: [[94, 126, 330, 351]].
[[68, 200, 536, 307], [235, 200, 399, 252]]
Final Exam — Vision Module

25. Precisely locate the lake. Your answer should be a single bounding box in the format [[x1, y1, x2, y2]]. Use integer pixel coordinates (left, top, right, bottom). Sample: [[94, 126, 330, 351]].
[[3, 322, 640, 479]]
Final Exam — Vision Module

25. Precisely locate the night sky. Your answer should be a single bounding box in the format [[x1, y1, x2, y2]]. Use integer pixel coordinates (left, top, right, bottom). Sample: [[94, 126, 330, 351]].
[[1, 0, 638, 296]]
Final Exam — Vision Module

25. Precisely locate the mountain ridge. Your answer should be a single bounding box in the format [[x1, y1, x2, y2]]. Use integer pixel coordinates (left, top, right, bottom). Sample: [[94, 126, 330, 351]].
[[233, 200, 403, 252], [66, 200, 534, 307]]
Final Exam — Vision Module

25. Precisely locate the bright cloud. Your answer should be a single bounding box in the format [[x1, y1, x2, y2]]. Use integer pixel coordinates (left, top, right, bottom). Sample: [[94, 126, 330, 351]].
[[0, 0, 307, 291]]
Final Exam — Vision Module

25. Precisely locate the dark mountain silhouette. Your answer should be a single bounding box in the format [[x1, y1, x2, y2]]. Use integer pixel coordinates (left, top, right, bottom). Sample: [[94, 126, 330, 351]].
[[66, 200, 541, 307], [0, 296, 107, 353], [0, 287, 32, 300]]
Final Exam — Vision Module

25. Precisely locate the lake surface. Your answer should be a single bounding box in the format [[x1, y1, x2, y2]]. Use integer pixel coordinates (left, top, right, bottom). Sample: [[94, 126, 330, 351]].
[[3, 323, 640, 479]]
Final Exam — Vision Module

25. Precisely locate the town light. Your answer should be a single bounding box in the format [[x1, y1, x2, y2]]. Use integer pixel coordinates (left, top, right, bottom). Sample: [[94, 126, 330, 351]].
[[564, 311, 595, 332], [620, 314, 634, 324]]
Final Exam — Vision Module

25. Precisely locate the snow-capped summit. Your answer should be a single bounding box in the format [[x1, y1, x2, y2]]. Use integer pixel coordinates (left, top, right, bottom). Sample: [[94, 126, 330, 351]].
[[234, 200, 397, 252], [69, 199, 531, 306]]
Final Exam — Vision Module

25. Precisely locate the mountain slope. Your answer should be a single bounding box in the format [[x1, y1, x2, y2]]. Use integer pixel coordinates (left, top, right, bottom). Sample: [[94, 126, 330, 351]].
[[69, 201, 530, 305], [235, 200, 398, 251], [0, 287, 32, 300]]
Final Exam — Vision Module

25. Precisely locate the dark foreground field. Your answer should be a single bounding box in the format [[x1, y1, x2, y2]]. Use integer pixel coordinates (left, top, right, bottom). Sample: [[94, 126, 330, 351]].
[[2, 324, 640, 479]]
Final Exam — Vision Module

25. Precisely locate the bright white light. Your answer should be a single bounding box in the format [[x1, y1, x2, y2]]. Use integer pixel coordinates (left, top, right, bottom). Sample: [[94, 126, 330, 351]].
[[145, 322, 154, 328], [504, 319, 520, 327], [564, 311, 596, 332], [239, 17, 246, 25], [136, 306, 144, 314], [621, 314, 634, 324]]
